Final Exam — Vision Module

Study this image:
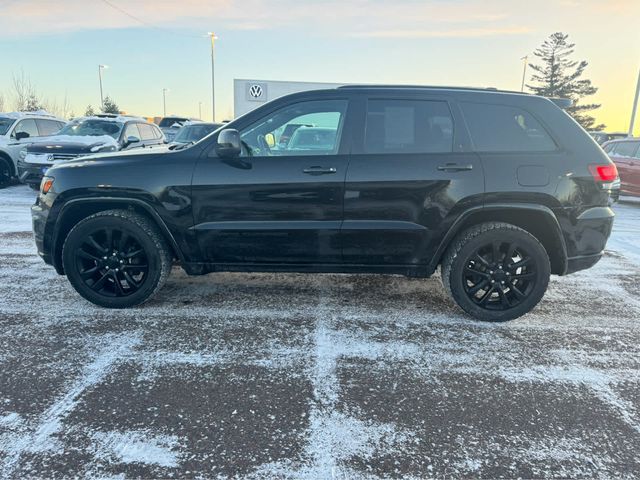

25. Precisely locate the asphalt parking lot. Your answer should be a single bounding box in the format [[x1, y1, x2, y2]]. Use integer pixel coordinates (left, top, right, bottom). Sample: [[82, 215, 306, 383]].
[[1, 185, 639, 479]]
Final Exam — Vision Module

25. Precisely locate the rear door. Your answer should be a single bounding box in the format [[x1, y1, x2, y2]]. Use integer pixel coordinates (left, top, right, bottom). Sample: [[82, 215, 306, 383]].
[[342, 93, 483, 265]]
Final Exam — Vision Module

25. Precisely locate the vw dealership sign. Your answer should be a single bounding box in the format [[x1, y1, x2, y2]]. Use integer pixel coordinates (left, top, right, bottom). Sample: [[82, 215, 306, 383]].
[[246, 82, 267, 102]]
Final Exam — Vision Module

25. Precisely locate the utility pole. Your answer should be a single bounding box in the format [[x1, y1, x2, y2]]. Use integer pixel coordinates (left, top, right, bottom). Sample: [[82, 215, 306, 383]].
[[520, 55, 528, 92], [98, 64, 108, 109], [207, 32, 218, 122], [629, 67, 640, 137], [162, 88, 169, 117], [198, 101, 202, 119]]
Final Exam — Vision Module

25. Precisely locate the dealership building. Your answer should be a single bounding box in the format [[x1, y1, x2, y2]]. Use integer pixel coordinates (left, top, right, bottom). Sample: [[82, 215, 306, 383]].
[[233, 79, 344, 118]]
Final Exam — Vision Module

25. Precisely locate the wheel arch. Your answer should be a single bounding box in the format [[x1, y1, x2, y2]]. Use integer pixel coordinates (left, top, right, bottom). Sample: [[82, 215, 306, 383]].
[[51, 197, 184, 274], [0, 150, 16, 177], [431, 204, 568, 275]]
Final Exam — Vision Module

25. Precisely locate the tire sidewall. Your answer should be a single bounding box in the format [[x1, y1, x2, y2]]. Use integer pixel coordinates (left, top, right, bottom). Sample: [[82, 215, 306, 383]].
[[63, 215, 163, 308], [448, 228, 550, 322]]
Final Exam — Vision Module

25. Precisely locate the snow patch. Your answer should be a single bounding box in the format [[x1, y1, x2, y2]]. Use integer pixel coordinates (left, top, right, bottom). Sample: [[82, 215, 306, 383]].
[[92, 430, 180, 468]]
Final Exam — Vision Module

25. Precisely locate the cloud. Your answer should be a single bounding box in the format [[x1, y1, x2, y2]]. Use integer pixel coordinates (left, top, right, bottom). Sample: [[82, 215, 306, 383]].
[[350, 26, 532, 39], [0, 0, 526, 39]]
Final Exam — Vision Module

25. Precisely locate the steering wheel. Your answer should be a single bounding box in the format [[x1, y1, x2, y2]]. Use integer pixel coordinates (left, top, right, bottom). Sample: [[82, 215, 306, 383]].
[[257, 134, 272, 156]]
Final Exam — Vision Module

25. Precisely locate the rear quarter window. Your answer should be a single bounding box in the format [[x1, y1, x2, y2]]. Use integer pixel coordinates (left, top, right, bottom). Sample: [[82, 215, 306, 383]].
[[461, 102, 557, 152], [610, 141, 638, 158]]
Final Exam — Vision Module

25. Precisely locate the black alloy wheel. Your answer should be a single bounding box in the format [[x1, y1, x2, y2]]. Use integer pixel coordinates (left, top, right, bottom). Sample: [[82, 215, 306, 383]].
[[62, 210, 172, 308], [442, 222, 550, 322]]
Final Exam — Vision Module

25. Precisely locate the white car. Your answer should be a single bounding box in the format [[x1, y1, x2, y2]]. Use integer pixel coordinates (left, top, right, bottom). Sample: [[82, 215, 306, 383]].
[[0, 111, 67, 188]]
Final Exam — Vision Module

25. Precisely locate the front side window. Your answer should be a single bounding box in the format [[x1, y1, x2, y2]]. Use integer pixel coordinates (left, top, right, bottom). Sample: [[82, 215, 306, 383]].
[[138, 123, 156, 141], [37, 119, 64, 136], [123, 123, 141, 140], [240, 99, 347, 157], [13, 119, 39, 138], [57, 120, 123, 139], [364, 99, 454, 154], [461, 102, 556, 152]]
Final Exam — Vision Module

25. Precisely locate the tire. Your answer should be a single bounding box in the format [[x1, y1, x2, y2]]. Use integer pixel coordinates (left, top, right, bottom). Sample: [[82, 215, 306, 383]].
[[0, 157, 12, 189], [441, 222, 550, 322], [62, 209, 172, 308]]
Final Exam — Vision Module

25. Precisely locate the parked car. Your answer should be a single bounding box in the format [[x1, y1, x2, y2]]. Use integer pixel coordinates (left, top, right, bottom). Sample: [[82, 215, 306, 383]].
[[158, 116, 201, 142], [589, 131, 629, 145], [31, 86, 618, 321], [602, 138, 640, 196], [18, 114, 165, 189], [0, 111, 66, 188], [169, 122, 223, 148]]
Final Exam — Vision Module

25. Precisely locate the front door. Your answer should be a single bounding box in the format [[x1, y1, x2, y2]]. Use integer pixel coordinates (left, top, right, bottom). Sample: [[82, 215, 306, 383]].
[[342, 95, 484, 265], [191, 97, 352, 264]]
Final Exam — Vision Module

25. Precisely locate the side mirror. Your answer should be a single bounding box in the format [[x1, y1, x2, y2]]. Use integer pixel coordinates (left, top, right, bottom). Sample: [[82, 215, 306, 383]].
[[15, 131, 30, 141], [215, 129, 241, 158], [125, 136, 140, 146]]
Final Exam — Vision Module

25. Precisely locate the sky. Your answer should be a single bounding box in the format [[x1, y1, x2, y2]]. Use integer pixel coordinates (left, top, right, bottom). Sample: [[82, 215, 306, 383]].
[[0, 0, 638, 133]]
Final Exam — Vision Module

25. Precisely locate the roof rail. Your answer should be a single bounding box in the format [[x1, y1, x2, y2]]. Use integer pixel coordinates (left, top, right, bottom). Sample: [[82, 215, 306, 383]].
[[336, 84, 526, 94]]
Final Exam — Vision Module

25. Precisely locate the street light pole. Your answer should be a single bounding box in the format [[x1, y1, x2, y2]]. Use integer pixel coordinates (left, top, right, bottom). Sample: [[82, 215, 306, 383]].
[[520, 55, 528, 92], [629, 67, 640, 137], [98, 64, 108, 109], [162, 88, 169, 117], [199, 101, 202, 119], [207, 32, 218, 122]]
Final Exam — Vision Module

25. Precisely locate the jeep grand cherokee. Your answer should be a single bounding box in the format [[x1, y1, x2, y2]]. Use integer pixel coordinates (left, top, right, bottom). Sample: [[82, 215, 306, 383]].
[[31, 86, 619, 321]]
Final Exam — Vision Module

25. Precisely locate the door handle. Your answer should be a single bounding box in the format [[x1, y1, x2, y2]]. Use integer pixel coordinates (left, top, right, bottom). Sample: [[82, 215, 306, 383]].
[[437, 163, 473, 172], [303, 166, 337, 175]]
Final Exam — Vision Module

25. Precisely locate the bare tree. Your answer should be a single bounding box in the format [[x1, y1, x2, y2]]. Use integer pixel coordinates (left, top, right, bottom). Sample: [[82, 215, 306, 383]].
[[11, 70, 40, 111], [0, 93, 5, 112]]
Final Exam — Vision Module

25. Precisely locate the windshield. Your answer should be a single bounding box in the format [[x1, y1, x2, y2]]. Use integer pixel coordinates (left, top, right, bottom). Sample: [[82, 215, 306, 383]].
[[159, 117, 188, 128], [173, 124, 219, 144], [57, 120, 123, 139], [0, 117, 16, 136]]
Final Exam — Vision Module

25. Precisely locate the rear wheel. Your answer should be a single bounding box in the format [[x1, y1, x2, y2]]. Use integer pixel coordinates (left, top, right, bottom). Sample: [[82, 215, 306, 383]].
[[62, 210, 172, 308], [441, 222, 550, 322]]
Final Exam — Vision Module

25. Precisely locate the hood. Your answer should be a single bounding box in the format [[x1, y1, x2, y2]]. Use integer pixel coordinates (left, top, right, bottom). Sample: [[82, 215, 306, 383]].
[[27, 134, 119, 154]]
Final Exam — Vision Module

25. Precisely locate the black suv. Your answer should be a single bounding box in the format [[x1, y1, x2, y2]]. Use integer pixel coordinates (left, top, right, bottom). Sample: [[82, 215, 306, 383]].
[[31, 86, 618, 321]]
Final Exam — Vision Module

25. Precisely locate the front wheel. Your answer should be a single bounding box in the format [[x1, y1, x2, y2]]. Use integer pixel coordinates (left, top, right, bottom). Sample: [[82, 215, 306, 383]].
[[441, 222, 550, 322], [62, 210, 172, 308], [0, 158, 12, 189]]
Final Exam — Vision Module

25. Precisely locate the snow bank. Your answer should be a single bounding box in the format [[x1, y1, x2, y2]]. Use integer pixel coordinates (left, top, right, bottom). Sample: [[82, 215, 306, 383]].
[[29, 134, 118, 147]]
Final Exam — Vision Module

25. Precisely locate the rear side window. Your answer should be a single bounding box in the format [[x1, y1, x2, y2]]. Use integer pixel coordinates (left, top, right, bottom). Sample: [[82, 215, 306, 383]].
[[461, 102, 556, 152], [611, 141, 638, 158], [364, 99, 453, 154]]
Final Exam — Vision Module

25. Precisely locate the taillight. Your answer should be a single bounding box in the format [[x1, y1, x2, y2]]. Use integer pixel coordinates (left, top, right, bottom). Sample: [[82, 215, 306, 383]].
[[589, 164, 618, 182]]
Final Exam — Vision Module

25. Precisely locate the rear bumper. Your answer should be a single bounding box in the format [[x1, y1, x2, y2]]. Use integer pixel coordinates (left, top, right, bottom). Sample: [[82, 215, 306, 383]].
[[556, 206, 614, 275], [31, 199, 54, 267], [566, 252, 603, 274]]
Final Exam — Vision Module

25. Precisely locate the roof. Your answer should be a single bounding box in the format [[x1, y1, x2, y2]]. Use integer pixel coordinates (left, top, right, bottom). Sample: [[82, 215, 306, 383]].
[[71, 114, 150, 124], [0, 110, 65, 121]]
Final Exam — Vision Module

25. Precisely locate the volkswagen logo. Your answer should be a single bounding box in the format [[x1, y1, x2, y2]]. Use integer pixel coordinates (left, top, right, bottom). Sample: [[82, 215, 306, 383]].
[[249, 84, 263, 98]]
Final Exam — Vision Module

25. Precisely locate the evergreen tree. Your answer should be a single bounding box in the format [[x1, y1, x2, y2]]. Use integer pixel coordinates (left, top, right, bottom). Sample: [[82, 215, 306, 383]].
[[527, 32, 604, 131], [24, 94, 43, 112], [85, 105, 95, 116], [101, 96, 120, 114]]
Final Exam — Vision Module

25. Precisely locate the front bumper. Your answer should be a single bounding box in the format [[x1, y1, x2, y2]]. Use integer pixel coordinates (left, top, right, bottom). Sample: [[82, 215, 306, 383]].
[[18, 159, 52, 186], [31, 197, 54, 267]]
